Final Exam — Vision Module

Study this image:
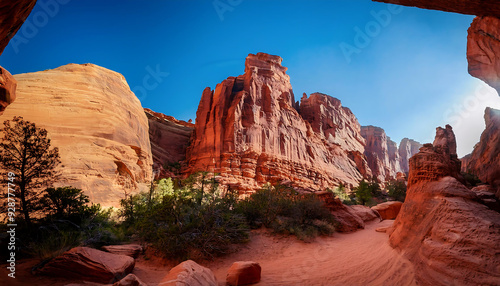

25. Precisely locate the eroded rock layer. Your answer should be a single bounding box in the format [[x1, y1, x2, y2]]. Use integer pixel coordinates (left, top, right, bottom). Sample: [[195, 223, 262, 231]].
[[361, 126, 400, 182], [389, 125, 500, 285], [186, 53, 369, 192], [462, 107, 500, 198], [145, 108, 194, 173], [1, 64, 153, 208], [372, 0, 500, 18], [398, 138, 422, 174], [467, 16, 500, 95]]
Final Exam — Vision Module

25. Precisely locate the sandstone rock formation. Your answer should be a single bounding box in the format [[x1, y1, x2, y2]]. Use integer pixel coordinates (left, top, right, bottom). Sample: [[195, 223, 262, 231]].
[[226, 261, 262, 286], [102, 244, 143, 259], [461, 107, 500, 198], [36, 247, 135, 283], [398, 138, 422, 174], [145, 108, 194, 175], [1, 64, 153, 208], [315, 191, 366, 232], [0, 66, 16, 115], [348, 205, 381, 222], [361, 126, 401, 182], [0, 0, 37, 55], [372, 0, 500, 18], [468, 16, 500, 95], [160, 260, 218, 286], [371, 201, 402, 220], [407, 125, 462, 186], [186, 53, 370, 192], [389, 125, 500, 285]]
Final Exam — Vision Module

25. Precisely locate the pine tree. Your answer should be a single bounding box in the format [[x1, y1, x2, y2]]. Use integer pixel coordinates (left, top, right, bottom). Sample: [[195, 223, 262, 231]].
[[0, 116, 60, 226]]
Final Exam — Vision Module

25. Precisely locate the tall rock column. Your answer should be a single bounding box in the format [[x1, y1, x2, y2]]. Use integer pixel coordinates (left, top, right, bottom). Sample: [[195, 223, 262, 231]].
[[186, 53, 368, 192]]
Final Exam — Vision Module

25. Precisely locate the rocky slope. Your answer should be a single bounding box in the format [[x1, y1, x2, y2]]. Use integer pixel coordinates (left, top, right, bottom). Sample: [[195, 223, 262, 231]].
[[1, 64, 153, 208], [186, 53, 370, 192], [145, 108, 194, 175], [461, 107, 500, 198], [372, 0, 500, 17], [389, 125, 500, 285], [467, 16, 500, 95]]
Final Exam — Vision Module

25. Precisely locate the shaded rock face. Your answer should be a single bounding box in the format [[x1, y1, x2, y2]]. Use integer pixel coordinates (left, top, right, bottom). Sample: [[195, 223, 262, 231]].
[[462, 108, 500, 198], [0, 0, 37, 55], [35, 247, 135, 284], [315, 191, 366, 232], [160, 260, 217, 286], [371, 201, 402, 220], [145, 108, 194, 173], [398, 138, 422, 174], [1, 64, 153, 208], [186, 53, 368, 192], [361, 126, 400, 182], [372, 0, 500, 18], [407, 125, 462, 187], [0, 66, 16, 115], [389, 125, 500, 285], [226, 261, 262, 286], [468, 16, 500, 95], [102, 244, 143, 259]]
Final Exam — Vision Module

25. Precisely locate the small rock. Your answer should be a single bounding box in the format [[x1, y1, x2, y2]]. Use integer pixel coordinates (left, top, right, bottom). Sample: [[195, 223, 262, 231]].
[[226, 261, 261, 286], [160, 260, 217, 286], [113, 274, 147, 286]]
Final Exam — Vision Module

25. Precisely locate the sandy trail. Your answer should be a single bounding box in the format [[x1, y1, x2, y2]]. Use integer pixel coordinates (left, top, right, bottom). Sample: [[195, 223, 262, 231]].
[[2, 220, 416, 286]]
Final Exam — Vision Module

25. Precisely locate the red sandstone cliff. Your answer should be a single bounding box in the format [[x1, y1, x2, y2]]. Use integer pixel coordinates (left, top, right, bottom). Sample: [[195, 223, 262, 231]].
[[186, 53, 370, 192], [361, 126, 400, 182], [398, 138, 422, 174], [461, 107, 500, 199], [467, 16, 500, 95], [389, 125, 500, 285]]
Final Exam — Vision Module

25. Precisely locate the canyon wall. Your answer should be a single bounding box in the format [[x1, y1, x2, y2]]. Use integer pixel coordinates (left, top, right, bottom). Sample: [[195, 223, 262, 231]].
[[389, 125, 500, 285], [186, 53, 370, 192], [1, 64, 153, 208], [461, 107, 500, 198], [360, 126, 420, 182], [0, 67, 16, 115]]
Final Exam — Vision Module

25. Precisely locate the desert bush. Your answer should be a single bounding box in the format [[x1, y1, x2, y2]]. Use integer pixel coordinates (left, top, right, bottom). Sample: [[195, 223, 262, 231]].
[[331, 183, 356, 205], [354, 180, 383, 206], [461, 171, 482, 188], [238, 183, 336, 241], [121, 173, 249, 260], [386, 180, 407, 202]]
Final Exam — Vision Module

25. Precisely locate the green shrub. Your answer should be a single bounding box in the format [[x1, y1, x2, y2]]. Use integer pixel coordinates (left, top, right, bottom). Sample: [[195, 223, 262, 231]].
[[354, 180, 383, 206], [461, 171, 482, 188], [386, 180, 407, 202], [331, 183, 356, 205], [238, 183, 336, 241], [121, 173, 249, 260]]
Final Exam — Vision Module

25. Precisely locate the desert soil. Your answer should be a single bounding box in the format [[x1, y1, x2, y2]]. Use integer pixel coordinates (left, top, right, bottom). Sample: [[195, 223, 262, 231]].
[[1, 220, 416, 286]]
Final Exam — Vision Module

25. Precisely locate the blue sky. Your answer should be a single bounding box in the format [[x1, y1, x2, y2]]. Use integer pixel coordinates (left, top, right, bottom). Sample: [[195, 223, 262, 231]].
[[2, 0, 499, 157]]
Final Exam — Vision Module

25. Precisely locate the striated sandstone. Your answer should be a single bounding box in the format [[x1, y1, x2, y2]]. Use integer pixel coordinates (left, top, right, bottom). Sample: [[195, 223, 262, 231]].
[[389, 125, 500, 285], [0, 0, 37, 55], [361, 126, 401, 182], [372, 0, 500, 18], [186, 53, 369, 192], [468, 16, 500, 95], [35, 247, 135, 283], [461, 107, 500, 199], [145, 108, 194, 175], [0, 66, 16, 115], [102, 244, 143, 259], [1, 64, 153, 208], [315, 191, 366, 232], [160, 260, 217, 286]]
